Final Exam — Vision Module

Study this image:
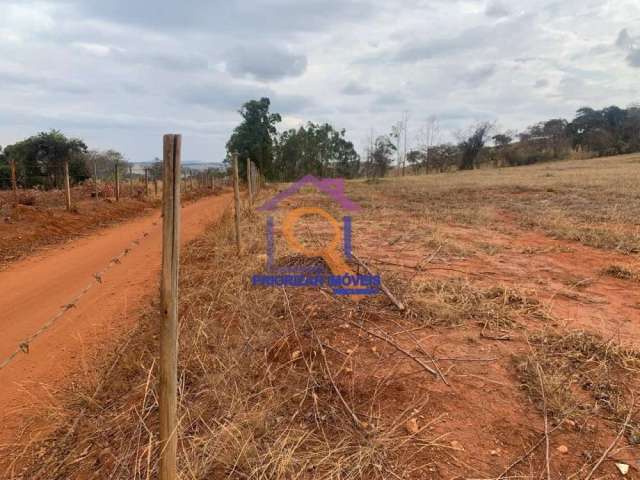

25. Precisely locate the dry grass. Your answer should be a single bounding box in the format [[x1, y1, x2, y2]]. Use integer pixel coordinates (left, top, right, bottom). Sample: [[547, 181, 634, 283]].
[[7, 153, 640, 479], [516, 330, 640, 442], [6, 200, 445, 479], [602, 264, 639, 281], [347, 153, 640, 255], [409, 278, 545, 330]]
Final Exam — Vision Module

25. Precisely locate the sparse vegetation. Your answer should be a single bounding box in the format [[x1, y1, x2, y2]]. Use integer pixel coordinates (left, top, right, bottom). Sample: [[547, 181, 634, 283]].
[[5, 153, 640, 479], [602, 264, 639, 281], [517, 330, 640, 441]]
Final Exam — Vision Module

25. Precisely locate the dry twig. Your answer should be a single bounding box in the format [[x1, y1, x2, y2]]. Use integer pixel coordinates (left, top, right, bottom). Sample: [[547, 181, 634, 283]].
[[352, 253, 405, 311], [583, 400, 634, 480], [348, 321, 439, 378]]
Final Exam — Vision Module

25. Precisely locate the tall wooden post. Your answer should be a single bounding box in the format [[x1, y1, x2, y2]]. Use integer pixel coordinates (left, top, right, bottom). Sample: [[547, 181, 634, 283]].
[[252, 162, 258, 194], [251, 163, 256, 194], [159, 134, 181, 480], [232, 153, 242, 255], [246, 158, 253, 206], [129, 165, 134, 196], [93, 158, 99, 201], [144, 168, 149, 197], [64, 159, 72, 211], [115, 161, 120, 202], [10, 158, 18, 206]]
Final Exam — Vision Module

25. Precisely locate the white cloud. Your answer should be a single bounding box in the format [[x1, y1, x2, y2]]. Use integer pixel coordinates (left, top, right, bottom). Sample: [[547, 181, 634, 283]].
[[0, 0, 639, 162], [72, 42, 111, 56], [224, 44, 307, 81], [485, 1, 510, 18]]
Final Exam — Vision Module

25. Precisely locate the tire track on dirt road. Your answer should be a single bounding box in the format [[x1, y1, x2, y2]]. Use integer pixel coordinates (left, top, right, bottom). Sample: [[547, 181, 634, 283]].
[[0, 193, 232, 444]]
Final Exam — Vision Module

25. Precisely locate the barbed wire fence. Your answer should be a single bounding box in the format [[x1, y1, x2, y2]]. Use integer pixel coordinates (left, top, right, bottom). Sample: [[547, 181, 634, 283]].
[[0, 224, 154, 370], [0, 156, 254, 370], [0, 164, 234, 370], [1, 169, 232, 209], [0, 145, 264, 479]]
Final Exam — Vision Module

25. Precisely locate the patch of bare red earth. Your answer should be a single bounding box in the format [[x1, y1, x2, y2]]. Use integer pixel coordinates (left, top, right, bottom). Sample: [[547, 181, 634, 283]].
[[352, 213, 640, 478], [0, 193, 232, 448], [0, 198, 156, 268]]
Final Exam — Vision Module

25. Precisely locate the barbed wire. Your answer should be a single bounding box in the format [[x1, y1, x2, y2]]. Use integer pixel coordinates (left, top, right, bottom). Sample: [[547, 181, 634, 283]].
[[0, 223, 156, 370]]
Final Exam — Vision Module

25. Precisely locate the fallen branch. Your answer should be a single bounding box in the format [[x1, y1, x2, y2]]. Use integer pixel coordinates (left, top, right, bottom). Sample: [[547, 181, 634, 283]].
[[352, 253, 405, 311], [348, 321, 439, 379], [584, 403, 634, 480], [416, 342, 450, 386], [537, 364, 551, 480], [310, 326, 363, 428], [480, 332, 512, 341], [435, 356, 497, 362], [496, 420, 566, 480]]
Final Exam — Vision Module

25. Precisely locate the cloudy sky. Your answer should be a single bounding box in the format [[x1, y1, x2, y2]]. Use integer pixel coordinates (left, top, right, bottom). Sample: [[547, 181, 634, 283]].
[[1, 0, 639, 163]]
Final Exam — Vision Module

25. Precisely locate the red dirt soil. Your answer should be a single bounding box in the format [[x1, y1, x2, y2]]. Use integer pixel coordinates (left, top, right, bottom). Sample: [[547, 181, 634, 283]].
[[0, 198, 157, 268], [351, 207, 640, 477], [0, 192, 232, 446]]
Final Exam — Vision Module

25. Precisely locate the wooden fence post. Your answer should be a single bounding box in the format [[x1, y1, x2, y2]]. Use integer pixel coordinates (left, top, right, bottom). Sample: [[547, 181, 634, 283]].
[[246, 158, 253, 206], [232, 153, 242, 255], [94, 158, 99, 201], [154, 177, 159, 198], [144, 168, 149, 197], [129, 165, 134, 196], [252, 162, 258, 195], [10, 158, 18, 206], [251, 163, 256, 195], [159, 134, 181, 480], [115, 162, 120, 202], [64, 159, 72, 211]]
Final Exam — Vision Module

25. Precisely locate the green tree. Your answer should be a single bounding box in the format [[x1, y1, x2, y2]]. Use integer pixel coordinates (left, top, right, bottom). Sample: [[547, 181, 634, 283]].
[[366, 135, 396, 178], [273, 122, 360, 180], [459, 123, 492, 170], [0, 145, 10, 189], [428, 144, 460, 172], [150, 157, 163, 181], [568, 106, 634, 156], [226, 97, 281, 180], [492, 133, 512, 147], [4, 130, 88, 188], [406, 149, 424, 173], [85, 149, 127, 180]]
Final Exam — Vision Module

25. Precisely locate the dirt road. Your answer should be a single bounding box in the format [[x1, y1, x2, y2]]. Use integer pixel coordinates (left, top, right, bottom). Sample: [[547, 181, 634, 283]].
[[0, 193, 232, 444]]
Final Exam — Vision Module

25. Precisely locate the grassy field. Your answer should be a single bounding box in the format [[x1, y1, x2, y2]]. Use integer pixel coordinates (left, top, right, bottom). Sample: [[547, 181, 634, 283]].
[[5, 154, 640, 479]]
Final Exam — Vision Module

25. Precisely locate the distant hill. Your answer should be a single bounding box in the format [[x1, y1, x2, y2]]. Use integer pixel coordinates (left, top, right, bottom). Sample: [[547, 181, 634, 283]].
[[131, 161, 226, 174]]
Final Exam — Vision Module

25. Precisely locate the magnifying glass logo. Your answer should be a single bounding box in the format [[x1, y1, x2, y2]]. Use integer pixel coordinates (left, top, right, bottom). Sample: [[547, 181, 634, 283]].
[[281, 207, 368, 298], [282, 207, 351, 275]]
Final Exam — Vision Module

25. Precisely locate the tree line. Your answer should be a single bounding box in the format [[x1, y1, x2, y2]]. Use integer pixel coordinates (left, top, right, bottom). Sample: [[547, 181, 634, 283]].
[[0, 130, 132, 190], [4, 101, 637, 190], [226, 98, 360, 181], [226, 99, 640, 181], [402, 104, 640, 175], [0, 130, 226, 192]]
